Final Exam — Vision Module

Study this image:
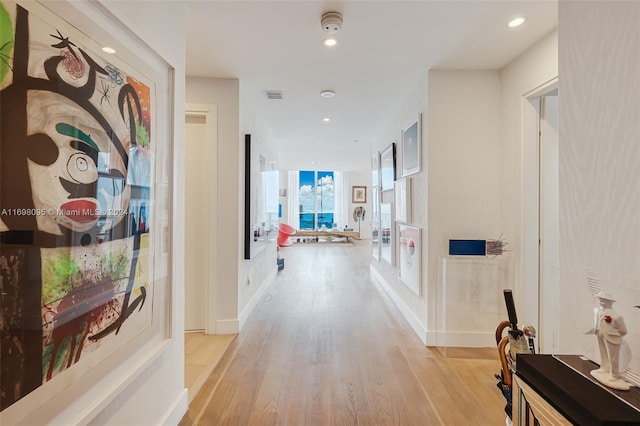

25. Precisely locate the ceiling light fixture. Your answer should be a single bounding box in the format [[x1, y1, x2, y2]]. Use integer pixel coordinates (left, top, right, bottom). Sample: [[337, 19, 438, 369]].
[[320, 90, 335, 98], [323, 38, 337, 47], [323, 117, 331, 122], [102, 46, 116, 54], [508, 17, 525, 28]]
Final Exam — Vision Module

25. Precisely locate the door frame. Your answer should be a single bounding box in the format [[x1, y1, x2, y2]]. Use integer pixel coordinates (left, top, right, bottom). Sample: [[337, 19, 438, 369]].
[[185, 103, 218, 334], [522, 77, 558, 353]]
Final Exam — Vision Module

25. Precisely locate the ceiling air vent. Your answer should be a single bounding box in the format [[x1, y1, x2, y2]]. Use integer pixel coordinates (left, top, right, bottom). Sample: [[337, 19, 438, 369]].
[[264, 90, 284, 100]]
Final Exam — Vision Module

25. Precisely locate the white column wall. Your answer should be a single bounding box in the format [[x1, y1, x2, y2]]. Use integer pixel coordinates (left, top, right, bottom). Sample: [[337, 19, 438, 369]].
[[558, 1, 640, 377], [186, 77, 240, 333], [499, 29, 558, 330], [427, 70, 503, 347], [238, 93, 279, 329]]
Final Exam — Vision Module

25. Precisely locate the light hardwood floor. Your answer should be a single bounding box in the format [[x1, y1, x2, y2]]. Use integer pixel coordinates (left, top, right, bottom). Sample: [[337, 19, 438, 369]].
[[181, 241, 507, 425], [185, 332, 237, 402]]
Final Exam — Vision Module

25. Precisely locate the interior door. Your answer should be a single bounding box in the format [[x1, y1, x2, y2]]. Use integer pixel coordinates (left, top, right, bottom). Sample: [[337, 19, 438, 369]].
[[539, 90, 559, 353], [185, 115, 208, 331]]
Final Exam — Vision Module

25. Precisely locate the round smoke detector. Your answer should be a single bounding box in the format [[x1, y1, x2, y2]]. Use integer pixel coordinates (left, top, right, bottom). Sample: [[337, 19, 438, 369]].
[[321, 12, 343, 34]]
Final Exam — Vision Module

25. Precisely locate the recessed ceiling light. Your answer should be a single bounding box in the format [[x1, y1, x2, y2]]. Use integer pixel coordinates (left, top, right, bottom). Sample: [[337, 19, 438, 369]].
[[323, 117, 331, 122], [102, 46, 116, 54], [320, 90, 335, 98], [508, 17, 525, 28], [311, 161, 320, 165], [323, 38, 337, 47]]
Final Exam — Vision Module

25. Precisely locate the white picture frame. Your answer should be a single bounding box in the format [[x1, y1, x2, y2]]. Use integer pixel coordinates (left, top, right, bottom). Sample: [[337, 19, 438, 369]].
[[398, 224, 421, 296], [371, 151, 380, 188], [0, 1, 174, 422], [371, 221, 380, 261], [401, 115, 421, 177], [394, 177, 411, 224], [380, 203, 394, 266], [380, 143, 396, 192]]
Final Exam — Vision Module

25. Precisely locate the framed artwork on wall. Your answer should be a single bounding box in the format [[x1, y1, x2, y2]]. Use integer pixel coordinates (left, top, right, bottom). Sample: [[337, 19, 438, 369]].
[[380, 143, 396, 192], [0, 1, 173, 421], [394, 177, 411, 224], [352, 186, 366, 203], [380, 203, 394, 265], [371, 221, 380, 261], [401, 114, 421, 177], [371, 151, 380, 188], [398, 224, 421, 296]]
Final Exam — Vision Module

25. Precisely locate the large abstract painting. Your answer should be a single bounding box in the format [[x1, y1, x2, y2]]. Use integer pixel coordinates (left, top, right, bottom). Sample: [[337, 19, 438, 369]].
[[0, 1, 156, 411]]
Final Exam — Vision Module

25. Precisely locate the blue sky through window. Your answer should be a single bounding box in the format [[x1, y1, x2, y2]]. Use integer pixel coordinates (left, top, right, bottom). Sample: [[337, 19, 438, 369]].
[[299, 170, 334, 229]]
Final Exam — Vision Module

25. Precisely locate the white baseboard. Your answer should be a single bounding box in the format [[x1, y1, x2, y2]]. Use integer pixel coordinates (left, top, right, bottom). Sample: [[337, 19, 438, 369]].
[[216, 319, 239, 334], [430, 331, 495, 348], [370, 266, 428, 345], [370, 267, 495, 349], [239, 267, 277, 329], [161, 388, 188, 425]]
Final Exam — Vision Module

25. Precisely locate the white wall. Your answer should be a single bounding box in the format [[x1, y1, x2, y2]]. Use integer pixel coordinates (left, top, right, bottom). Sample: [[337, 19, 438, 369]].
[[370, 75, 429, 343], [186, 77, 241, 334], [427, 70, 503, 347], [500, 29, 558, 333], [373, 35, 559, 349], [0, 1, 189, 425], [559, 0, 640, 379], [347, 170, 371, 239], [238, 90, 279, 329]]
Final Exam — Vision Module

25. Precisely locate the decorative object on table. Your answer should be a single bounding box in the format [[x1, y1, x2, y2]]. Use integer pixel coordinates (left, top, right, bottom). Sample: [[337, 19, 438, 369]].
[[590, 292, 631, 391], [447, 237, 509, 256], [398, 224, 420, 295], [352, 185, 366, 203], [353, 206, 365, 234], [401, 114, 421, 177], [486, 234, 508, 256], [380, 143, 396, 192], [394, 177, 411, 223]]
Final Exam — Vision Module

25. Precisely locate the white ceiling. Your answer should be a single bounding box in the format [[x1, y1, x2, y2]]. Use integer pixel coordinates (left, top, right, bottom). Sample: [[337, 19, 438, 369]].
[[185, 1, 558, 171]]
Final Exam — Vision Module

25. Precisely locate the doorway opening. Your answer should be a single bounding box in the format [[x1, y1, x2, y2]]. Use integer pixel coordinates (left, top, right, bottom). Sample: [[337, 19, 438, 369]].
[[523, 79, 559, 354]]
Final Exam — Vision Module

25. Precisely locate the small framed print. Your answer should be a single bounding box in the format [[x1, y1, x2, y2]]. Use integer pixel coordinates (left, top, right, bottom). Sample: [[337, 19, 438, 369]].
[[352, 186, 366, 203], [398, 224, 421, 296], [380, 143, 396, 192], [394, 177, 411, 224], [402, 115, 421, 177]]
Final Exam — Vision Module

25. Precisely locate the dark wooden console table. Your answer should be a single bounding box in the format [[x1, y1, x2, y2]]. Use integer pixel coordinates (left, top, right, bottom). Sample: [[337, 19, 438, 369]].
[[513, 354, 640, 425]]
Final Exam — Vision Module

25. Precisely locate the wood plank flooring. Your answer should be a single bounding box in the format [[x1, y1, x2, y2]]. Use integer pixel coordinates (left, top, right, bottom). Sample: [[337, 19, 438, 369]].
[[185, 332, 237, 402], [180, 242, 507, 425]]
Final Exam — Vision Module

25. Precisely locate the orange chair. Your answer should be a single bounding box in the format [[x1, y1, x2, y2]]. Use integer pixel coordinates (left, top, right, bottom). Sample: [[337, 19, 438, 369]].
[[277, 223, 295, 247]]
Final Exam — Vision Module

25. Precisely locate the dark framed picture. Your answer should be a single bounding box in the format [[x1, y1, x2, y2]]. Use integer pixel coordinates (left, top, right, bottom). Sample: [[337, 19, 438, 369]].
[[352, 186, 367, 203], [380, 143, 396, 192], [402, 114, 421, 177]]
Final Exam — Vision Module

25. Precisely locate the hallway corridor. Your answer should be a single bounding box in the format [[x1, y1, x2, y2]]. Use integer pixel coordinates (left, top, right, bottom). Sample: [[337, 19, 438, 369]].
[[180, 243, 505, 425]]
